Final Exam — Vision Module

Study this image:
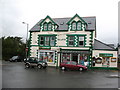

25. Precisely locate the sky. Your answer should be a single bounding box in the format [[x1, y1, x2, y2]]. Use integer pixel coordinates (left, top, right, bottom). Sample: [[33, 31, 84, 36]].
[[0, 0, 119, 45]]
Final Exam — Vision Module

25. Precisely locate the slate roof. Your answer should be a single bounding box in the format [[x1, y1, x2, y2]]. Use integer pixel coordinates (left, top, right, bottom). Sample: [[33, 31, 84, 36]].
[[30, 16, 96, 32], [93, 39, 115, 50]]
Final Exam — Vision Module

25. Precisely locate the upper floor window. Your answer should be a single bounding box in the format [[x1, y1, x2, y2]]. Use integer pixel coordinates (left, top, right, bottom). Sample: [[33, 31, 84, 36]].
[[48, 23, 52, 30], [40, 36, 44, 46], [50, 37, 55, 46], [77, 22, 81, 30], [78, 36, 84, 46], [45, 36, 49, 46], [68, 36, 74, 46], [72, 22, 76, 30], [44, 23, 47, 30], [43, 22, 52, 31], [39, 35, 56, 46], [67, 35, 85, 47]]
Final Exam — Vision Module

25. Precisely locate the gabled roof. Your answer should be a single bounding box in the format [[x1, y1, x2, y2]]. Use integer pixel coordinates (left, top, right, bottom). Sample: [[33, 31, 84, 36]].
[[30, 15, 96, 32], [66, 14, 87, 24], [40, 15, 58, 26], [93, 39, 115, 50]]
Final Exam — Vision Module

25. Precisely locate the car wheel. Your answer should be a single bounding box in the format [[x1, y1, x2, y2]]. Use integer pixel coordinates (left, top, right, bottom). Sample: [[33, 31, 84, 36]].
[[25, 64, 30, 68], [61, 67, 66, 70], [37, 64, 42, 69], [79, 67, 83, 71]]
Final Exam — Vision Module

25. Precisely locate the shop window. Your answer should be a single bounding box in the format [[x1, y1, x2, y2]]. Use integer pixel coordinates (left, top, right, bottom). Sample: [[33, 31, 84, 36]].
[[68, 36, 74, 46], [39, 51, 54, 63], [78, 36, 84, 46], [62, 53, 71, 62], [95, 57, 102, 64], [77, 22, 81, 30], [111, 58, 116, 62], [40, 36, 44, 46], [72, 22, 76, 30]]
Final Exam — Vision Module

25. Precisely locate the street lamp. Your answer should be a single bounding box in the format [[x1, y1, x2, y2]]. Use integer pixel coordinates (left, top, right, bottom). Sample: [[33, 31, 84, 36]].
[[22, 22, 29, 59]]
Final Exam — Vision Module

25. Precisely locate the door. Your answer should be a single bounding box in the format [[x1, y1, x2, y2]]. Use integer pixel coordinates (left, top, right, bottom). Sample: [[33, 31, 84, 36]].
[[72, 53, 78, 62]]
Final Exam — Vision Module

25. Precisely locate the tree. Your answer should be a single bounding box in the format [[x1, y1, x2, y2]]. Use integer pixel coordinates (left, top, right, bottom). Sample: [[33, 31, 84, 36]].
[[2, 36, 26, 60]]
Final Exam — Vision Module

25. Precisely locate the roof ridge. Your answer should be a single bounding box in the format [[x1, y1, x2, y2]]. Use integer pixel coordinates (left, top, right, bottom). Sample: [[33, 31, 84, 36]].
[[94, 39, 115, 49]]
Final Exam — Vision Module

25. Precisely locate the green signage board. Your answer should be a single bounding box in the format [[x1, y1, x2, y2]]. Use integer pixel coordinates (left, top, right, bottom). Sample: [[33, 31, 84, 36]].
[[39, 47, 51, 49], [99, 53, 113, 57]]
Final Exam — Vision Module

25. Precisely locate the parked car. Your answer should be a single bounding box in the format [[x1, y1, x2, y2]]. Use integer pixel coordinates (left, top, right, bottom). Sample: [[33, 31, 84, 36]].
[[24, 57, 47, 69], [9, 56, 23, 62], [60, 61, 87, 71]]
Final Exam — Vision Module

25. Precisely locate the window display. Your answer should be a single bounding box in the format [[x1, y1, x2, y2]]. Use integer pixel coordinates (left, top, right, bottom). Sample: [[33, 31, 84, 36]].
[[39, 51, 54, 63], [111, 57, 116, 62], [62, 53, 71, 62]]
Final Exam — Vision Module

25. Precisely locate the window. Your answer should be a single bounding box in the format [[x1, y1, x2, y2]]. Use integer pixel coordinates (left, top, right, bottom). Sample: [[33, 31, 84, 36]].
[[40, 36, 44, 46], [72, 22, 76, 30], [68, 36, 74, 46], [77, 22, 81, 30], [39, 35, 56, 46], [44, 23, 47, 30], [50, 37, 55, 46], [78, 36, 84, 46], [45, 37, 49, 46], [39, 51, 55, 63], [62, 53, 71, 62], [48, 23, 52, 30]]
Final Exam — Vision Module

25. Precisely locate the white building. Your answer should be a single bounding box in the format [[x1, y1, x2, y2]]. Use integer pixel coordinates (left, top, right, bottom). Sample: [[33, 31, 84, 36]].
[[28, 14, 118, 69]]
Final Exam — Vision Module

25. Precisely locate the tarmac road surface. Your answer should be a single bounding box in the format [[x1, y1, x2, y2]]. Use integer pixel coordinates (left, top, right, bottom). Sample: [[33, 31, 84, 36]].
[[2, 61, 119, 88]]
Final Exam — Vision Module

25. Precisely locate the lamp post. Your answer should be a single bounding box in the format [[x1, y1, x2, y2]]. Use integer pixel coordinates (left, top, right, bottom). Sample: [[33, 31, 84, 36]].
[[22, 22, 29, 59]]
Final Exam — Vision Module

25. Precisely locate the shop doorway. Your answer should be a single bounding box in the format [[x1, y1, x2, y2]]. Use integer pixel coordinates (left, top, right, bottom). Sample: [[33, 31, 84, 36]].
[[72, 53, 78, 62]]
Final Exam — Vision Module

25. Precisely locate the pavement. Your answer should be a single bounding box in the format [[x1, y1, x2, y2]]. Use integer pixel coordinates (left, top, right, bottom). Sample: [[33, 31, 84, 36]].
[[2, 61, 120, 88]]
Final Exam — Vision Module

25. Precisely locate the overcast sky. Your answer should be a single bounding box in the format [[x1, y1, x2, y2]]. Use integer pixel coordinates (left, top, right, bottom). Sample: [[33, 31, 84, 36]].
[[0, 0, 119, 45]]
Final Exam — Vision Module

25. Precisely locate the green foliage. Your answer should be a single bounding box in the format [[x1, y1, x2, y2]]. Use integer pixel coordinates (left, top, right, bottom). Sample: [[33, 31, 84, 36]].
[[2, 36, 26, 60]]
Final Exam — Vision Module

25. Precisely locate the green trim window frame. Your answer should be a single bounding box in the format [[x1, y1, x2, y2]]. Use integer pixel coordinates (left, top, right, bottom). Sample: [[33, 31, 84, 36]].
[[40, 36, 44, 46], [77, 21, 82, 30], [71, 21, 82, 31], [67, 34, 86, 47], [72, 21, 76, 30], [48, 22, 52, 31], [45, 36, 49, 46], [39, 35, 56, 47], [78, 36, 84, 46], [50, 36, 55, 46], [43, 22, 52, 31], [68, 36, 74, 46], [43, 22, 47, 31]]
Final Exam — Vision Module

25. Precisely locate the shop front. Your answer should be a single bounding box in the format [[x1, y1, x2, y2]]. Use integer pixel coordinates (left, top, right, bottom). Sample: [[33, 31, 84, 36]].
[[92, 50, 118, 68], [38, 50, 56, 66], [60, 49, 90, 66]]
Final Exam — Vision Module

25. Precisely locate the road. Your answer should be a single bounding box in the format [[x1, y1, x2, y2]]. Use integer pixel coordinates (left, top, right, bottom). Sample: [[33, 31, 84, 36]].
[[2, 61, 119, 88]]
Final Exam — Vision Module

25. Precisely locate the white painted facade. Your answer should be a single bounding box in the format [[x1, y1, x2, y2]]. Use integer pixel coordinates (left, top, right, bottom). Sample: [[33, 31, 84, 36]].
[[92, 50, 118, 67]]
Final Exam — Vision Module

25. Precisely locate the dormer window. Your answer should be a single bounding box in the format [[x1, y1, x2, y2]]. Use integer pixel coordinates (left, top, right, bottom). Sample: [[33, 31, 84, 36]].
[[48, 23, 52, 31], [77, 22, 81, 30], [44, 23, 47, 30], [40, 15, 58, 31], [72, 22, 76, 30]]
